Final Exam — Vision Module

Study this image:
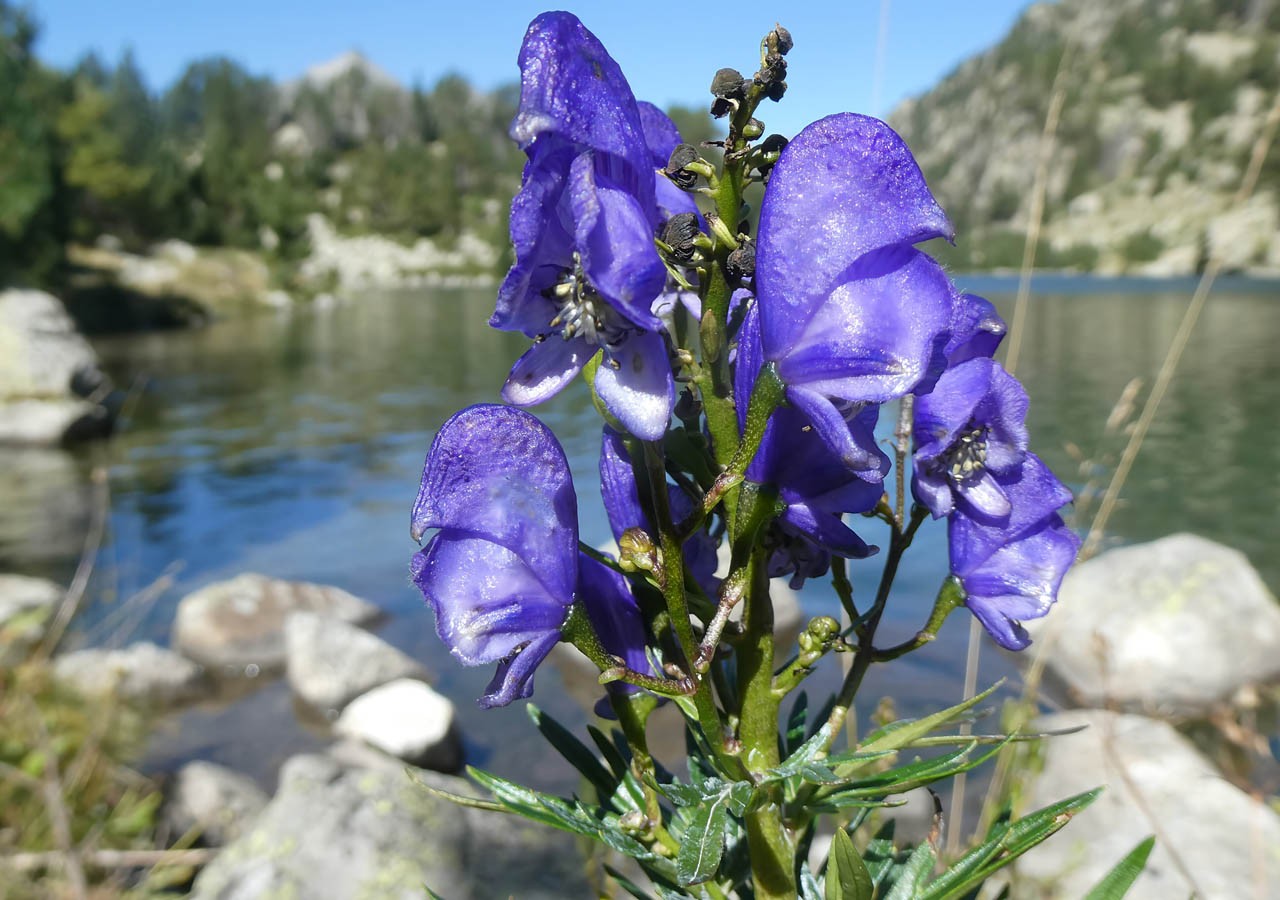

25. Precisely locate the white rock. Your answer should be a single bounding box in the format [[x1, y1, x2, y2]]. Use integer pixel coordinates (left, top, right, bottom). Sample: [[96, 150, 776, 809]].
[[284, 612, 425, 715], [0, 290, 100, 402], [173, 573, 379, 673], [53, 642, 208, 706], [151, 239, 199, 265], [1027, 534, 1280, 715], [163, 761, 268, 846], [0, 574, 62, 665], [1017, 710, 1280, 898], [0, 398, 108, 446], [335, 678, 461, 771]]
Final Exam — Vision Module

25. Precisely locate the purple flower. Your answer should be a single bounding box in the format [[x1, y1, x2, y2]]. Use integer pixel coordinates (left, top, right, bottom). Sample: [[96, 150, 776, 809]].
[[913, 357, 1029, 521], [410, 404, 647, 707], [755, 113, 958, 471], [491, 12, 676, 441], [735, 303, 883, 586], [599, 427, 719, 592], [948, 453, 1079, 650], [944, 292, 1006, 366]]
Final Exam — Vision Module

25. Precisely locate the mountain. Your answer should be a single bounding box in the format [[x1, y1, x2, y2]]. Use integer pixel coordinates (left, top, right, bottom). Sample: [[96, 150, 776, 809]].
[[890, 0, 1280, 274]]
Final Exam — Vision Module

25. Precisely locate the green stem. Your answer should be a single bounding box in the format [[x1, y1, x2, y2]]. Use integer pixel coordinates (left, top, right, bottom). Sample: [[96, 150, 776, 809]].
[[642, 442, 741, 775], [734, 506, 795, 899], [871, 577, 965, 662]]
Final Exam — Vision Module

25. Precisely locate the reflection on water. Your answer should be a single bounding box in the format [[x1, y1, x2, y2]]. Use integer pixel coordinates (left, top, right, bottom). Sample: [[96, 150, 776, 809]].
[[1, 279, 1277, 789]]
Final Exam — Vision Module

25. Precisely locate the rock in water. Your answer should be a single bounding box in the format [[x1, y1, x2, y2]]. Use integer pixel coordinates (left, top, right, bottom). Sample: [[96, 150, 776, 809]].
[[0, 290, 112, 445], [1017, 709, 1280, 898], [53, 642, 208, 706], [284, 612, 425, 715], [162, 761, 268, 846], [189, 752, 589, 899], [334, 679, 461, 772], [1027, 533, 1280, 716], [173, 574, 379, 674]]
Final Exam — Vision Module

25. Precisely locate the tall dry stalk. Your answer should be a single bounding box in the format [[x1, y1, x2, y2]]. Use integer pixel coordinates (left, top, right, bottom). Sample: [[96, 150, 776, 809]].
[[946, 33, 1076, 857]]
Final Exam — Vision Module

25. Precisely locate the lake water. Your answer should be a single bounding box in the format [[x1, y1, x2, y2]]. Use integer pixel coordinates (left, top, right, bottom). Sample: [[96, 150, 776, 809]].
[[2, 275, 1277, 790]]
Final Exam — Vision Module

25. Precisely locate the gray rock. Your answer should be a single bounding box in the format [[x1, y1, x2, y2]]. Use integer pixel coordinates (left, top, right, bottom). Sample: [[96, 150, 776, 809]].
[[0, 290, 99, 401], [0, 450, 93, 567], [284, 611, 425, 715], [0, 574, 62, 665], [162, 761, 268, 846], [1017, 709, 1280, 899], [1026, 534, 1280, 715], [173, 574, 379, 674], [53, 642, 208, 706], [189, 751, 589, 900], [0, 398, 110, 446], [334, 678, 461, 772]]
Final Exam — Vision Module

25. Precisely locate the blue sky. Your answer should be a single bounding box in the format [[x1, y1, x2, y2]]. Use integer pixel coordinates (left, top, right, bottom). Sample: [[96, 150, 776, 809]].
[[30, 1, 1032, 133]]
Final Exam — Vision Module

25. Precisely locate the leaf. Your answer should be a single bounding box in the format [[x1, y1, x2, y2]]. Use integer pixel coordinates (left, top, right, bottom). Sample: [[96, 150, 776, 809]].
[[528, 704, 617, 800], [605, 864, 658, 900], [675, 788, 732, 886], [884, 841, 937, 900], [1082, 836, 1155, 900], [921, 788, 1102, 899], [825, 828, 874, 900], [799, 861, 825, 900], [864, 820, 900, 889], [842, 682, 1003, 774]]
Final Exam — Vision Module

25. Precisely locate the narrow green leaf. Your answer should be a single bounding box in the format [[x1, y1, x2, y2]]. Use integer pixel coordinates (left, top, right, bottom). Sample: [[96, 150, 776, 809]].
[[884, 841, 937, 900], [1082, 836, 1155, 900], [845, 682, 1002, 773], [922, 788, 1102, 899], [528, 704, 616, 799], [864, 820, 899, 888], [423, 885, 446, 900], [675, 788, 732, 885], [588, 723, 631, 780], [825, 828, 874, 900], [799, 861, 824, 900]]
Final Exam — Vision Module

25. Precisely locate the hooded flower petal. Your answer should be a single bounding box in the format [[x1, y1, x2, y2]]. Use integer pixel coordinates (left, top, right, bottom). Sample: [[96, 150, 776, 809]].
[[913, 357, 1030, 520], [757, 114, 953, 367], [636, 101, 683, 169], [411, 405, 579, 706], [945, 292, 1006, 365], [510, 12, 651, 196]]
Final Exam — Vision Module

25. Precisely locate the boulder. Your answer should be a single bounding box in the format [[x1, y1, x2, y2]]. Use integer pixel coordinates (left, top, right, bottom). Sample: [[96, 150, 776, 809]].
[[0, 574, 62, 665], [1027, 534, 1280, 716], [1017, 709, 1280, 898], [334, 678, 461, 772], [283, 612, 425, 715], [53, 642, 207, 706], [162, 761, 268, 846], [0, 290, 112, 445], [173, 574, 379, 674], [189, 751, 589, 900], [0, 290, 99, 401]]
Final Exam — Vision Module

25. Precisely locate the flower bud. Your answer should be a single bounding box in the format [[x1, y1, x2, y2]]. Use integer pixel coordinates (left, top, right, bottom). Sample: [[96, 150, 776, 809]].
[[618, 527, 659, 572], [665, 143, 702, 190], [710, 67, 748, 100]]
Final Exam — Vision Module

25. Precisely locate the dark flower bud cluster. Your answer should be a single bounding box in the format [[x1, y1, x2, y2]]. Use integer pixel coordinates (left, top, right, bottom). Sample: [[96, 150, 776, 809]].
[[665, 143, 702, 189], [661, 212, 702, 263], [710, 67, 751, 118]]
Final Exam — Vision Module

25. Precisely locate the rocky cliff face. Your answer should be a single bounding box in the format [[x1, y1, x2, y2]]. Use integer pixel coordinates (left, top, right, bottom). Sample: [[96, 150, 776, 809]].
[[890, 0, 1280, 274]]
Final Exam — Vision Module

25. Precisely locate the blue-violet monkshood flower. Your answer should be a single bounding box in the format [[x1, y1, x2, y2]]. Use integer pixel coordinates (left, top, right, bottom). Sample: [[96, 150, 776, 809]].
[[410, 404, 648, 707], [948, 453, 1080, 650], [490, 12, 688, 441], [754, 113, 958, 472], [913, 356, 1030, 522], [735, 301, 884, 586]]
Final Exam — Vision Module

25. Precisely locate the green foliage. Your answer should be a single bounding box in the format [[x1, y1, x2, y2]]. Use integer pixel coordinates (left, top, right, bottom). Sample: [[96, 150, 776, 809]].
[[1121, 229, 1165, 263], [0, 663, 163, 898]]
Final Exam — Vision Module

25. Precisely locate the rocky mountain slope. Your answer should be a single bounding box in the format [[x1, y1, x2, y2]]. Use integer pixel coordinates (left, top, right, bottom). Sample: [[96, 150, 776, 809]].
[[890, 0, 1280, 274]]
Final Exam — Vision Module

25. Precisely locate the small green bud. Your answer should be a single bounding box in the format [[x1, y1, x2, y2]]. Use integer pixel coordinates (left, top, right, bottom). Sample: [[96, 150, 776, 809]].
[[807, 616, 840, 642], [618, 527, 659, 572]]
